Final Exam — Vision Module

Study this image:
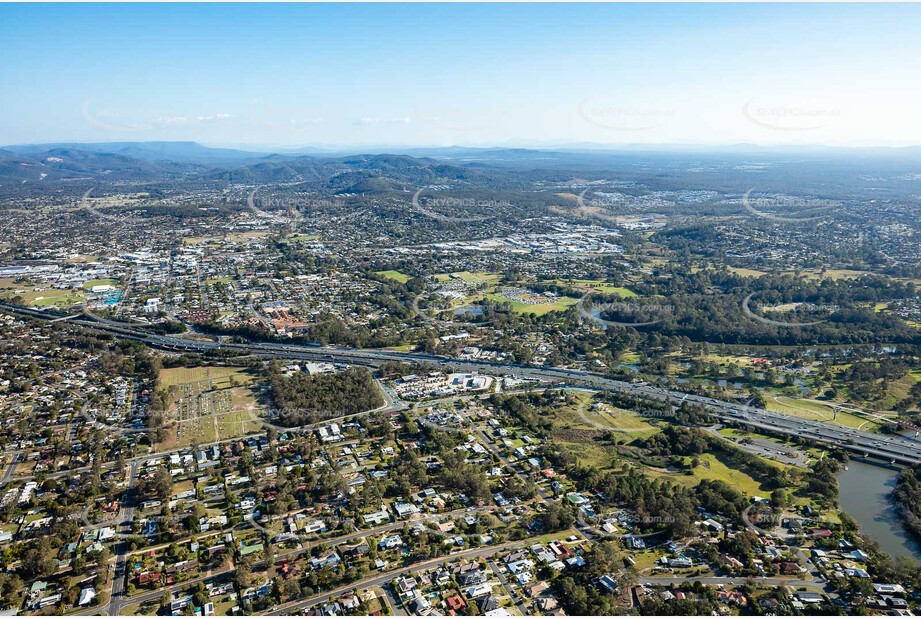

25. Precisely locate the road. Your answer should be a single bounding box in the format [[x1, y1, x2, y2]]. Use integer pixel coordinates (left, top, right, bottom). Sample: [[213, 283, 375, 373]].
[[102, 460, 140, 616], [264, 540, 530, 615], [6, 300, 919, 466], [0, 452, 20, 487], [0, 300, 863, 612], [703, 424, 808, 467], [488, 559, 529, 615]]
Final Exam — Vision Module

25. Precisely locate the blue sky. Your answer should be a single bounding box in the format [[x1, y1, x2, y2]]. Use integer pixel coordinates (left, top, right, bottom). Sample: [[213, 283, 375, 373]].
[[2, 3, 920, 148]]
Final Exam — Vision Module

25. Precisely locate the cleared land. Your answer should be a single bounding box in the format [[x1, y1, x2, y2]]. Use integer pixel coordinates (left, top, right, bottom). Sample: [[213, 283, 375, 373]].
[[376, 270, 412, 283], [548, 393, 660, 468], [763, 395, 889, 431], [82, 278, 119, 290], [549, 279, 638, 297], [0, 278, 85, 308]]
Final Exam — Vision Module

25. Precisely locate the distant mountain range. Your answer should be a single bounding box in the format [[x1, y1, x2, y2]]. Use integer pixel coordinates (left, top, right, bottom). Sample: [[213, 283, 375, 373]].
[[1, 140, 919, 189]]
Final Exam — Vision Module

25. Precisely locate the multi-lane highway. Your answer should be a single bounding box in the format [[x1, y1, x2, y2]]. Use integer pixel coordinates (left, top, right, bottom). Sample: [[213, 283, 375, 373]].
[[4, 301, 921, 466]]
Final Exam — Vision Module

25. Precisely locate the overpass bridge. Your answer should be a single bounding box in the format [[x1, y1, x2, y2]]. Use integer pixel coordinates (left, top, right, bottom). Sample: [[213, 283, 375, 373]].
[[4, 301, 920, 467]]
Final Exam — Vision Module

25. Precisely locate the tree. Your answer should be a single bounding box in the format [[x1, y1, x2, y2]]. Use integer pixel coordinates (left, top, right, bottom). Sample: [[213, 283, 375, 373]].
[[281, 578, 301, 600], [21, 539, 56, 578], [233, 558, 252, 590], [139, 467, 173, 502], [771, 488, 790, 508]]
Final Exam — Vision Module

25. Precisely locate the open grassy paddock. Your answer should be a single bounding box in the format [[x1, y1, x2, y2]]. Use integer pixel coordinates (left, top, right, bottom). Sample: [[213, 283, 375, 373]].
[[763, 395, 890, 431], [376, 270, 412, 283], [549, 278, 638, 297], [548, 393, 661, 469], [0, 277, 86, 308]]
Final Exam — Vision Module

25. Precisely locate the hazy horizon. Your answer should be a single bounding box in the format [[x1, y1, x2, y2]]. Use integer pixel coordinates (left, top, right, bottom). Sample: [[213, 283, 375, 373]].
[[8, 139, 921, 155]]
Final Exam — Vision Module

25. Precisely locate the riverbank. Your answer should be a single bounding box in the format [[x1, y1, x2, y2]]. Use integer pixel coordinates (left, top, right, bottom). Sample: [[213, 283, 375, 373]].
[[838, 460, 921, 560]]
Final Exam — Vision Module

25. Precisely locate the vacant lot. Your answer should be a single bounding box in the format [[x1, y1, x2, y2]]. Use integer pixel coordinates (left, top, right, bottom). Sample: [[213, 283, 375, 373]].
[[551, 279, 638, 297]]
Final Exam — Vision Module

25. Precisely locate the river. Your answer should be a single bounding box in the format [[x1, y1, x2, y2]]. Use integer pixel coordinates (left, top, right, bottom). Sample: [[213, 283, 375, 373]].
[[838, 460, 921, 560]]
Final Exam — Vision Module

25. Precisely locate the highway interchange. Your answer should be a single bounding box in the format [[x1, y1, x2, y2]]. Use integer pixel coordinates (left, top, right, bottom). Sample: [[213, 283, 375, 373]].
[[4, 300, 920, 467]]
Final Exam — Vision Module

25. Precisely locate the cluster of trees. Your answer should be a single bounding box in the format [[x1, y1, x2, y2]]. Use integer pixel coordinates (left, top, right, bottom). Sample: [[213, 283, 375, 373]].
[[895, 464, 921, 543], [267, 363, 383, 426], [489, 391, 557, 435], [552, 541, 634, 615], [138, 467, 174, 502], [593, 269, 921, 346], [639, 580, 726, 615], [805, 457, 840, 502], [641, 426, 788, 491], [600, 391, 672, 417]]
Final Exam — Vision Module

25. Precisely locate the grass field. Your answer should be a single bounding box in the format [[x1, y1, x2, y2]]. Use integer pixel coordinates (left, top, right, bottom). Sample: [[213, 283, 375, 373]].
[[376, 270, 412, 283], [429, 272, 629, 316], [434, 271, 501, 285], [550, 279, 638, 297], [764, 395, 887, 431], [573, 400, 660, 440], [83, 278, 119, 290], [485, 292, 580, 316], [878, 370, 921, 411], [685, 352, 773, 369], [184, 231, 271, 245], [645, 453, 771, 497], [388, 343, 416, 352], [620, 351, 642, 364], [692, 266, 768, 278], [486, 294, 579, 315], [159, 366, 254, 389], [282, 233, 321, 243], [0, 278, 86, 308], [728, 267, 768, 278], [65, 254, 102, 263], [794, 268, 869, 281], [548, 394, 659, 468], [226, 231, 272, 241]]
